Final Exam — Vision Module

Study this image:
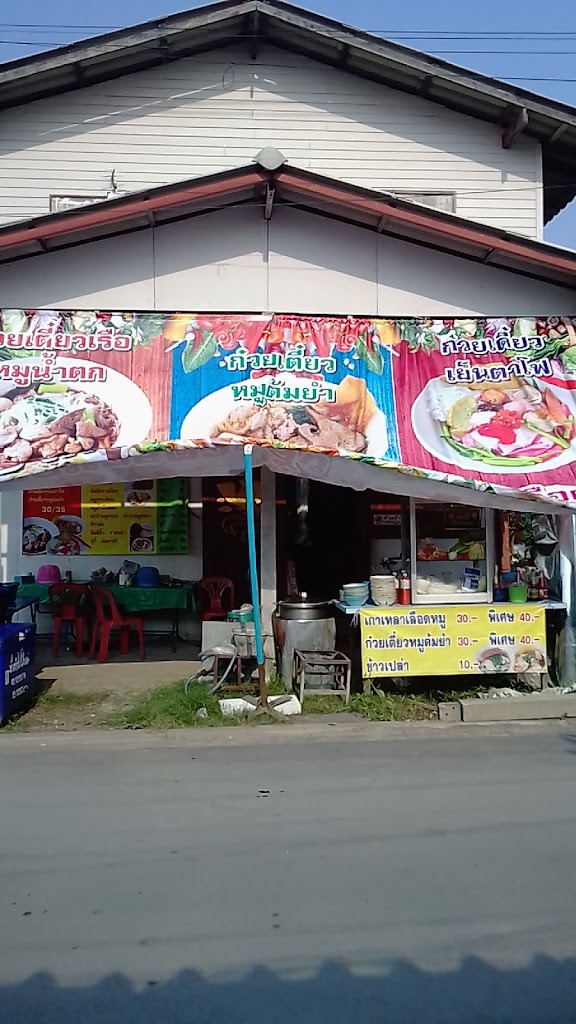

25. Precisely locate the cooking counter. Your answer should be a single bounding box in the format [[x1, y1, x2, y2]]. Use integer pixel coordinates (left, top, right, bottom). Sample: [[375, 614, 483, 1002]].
[[333, 600, 566, 614]]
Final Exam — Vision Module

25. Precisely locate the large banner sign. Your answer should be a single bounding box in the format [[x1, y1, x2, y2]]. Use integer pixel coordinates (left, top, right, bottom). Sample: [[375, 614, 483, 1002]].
[[1, 310, 576, 505]]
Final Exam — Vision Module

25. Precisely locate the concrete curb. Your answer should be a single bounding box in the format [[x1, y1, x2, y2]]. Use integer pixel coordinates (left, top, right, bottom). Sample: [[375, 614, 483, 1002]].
[[0, 715, 574, 751], [460, 693, 576, 723]]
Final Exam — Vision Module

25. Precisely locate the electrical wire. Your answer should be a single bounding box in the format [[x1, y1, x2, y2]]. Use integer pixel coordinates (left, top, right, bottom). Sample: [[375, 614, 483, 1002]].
[[4, 25, 576, 36], [0, 41, 575, 84]]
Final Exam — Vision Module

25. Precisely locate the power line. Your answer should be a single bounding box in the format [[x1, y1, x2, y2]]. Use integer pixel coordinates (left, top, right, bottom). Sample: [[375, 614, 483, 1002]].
[[2, 24, 576, 34], [5, 37, 576, 57], [3, 24, 576, 39], [0, 45, 574, 84]]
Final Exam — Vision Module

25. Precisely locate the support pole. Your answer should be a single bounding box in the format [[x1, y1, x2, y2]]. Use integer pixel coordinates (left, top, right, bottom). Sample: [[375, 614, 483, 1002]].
[[243, 446, 290, 719]]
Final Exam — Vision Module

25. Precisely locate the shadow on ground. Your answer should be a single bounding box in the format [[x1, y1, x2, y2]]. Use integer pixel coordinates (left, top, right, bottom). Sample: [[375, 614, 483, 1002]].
[[3, 956, 576, 1023]]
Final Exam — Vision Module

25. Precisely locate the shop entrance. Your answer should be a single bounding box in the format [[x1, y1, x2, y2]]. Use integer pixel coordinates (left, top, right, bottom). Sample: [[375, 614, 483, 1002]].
[[201, 476, 259, 607], [280, 479, 371, 600]]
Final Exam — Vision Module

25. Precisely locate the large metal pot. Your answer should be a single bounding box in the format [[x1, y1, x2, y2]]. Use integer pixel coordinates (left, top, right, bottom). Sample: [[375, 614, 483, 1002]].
[[273, 596, 336, 685], [277, 595, 332, 621]]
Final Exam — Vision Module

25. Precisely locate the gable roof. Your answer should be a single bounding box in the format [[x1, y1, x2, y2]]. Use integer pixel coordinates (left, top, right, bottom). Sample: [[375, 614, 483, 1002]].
[[0, 0, 575, 224], [1, 157, 576, 290]]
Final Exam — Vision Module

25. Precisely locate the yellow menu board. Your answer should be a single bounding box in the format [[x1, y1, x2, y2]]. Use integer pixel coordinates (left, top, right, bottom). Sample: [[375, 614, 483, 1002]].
[[23, 480, 189, 556], [360, 605, 546, 677]]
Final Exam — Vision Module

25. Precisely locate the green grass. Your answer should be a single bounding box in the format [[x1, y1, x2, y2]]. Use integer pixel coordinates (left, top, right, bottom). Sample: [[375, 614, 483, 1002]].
[[104, 678, 439, 730], [349, 691, 436, 721], [302, 694, 350, 715], [105, 680, 225, 729]]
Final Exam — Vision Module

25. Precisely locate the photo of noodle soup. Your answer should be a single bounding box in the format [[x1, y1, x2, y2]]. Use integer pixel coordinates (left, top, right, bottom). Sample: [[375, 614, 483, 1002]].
[[0, 358, 153, 475], [180, 374, 389, 458]]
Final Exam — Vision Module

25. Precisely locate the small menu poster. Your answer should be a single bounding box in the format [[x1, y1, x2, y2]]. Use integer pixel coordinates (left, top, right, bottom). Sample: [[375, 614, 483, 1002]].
[[22, 479, 189, 556]]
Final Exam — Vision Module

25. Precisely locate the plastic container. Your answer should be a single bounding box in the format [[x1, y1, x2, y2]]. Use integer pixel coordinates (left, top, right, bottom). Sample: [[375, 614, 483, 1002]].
[[135, 566, 161, 588], [501, 571, 518, 586], [493, 587, 508, 602], [233, 629, 257, 657], [0, 624, 36, 725], [508, 584, 528, 603], [36, 565, 61, 585], [228, 607, 254, 623], [397, 572, 411, 606]]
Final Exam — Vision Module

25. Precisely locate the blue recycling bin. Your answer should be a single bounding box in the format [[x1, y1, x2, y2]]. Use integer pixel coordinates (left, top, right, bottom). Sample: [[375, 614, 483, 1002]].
[[0, 624, 36, 725]]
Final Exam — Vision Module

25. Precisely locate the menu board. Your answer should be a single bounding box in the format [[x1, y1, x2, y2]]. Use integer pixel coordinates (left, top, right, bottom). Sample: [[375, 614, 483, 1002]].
[[22, 479, 189, 556], [360, 605, 546, 677]]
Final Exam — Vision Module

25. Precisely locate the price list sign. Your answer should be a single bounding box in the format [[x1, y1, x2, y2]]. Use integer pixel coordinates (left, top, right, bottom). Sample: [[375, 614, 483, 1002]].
[[360, 605, 546, 677], [23, 479, 189, 557]]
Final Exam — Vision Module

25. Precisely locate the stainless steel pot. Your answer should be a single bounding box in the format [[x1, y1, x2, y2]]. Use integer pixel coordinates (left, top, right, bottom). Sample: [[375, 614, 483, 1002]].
[[277, 595, 332, 621]]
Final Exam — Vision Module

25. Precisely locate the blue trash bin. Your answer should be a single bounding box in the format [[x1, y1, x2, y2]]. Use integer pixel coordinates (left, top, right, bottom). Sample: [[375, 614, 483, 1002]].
[[0, 623, 36, 725]]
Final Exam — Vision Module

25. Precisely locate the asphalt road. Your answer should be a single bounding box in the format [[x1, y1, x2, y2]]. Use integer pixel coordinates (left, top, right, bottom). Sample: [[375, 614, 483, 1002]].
[[1, 722, 576, 1023]]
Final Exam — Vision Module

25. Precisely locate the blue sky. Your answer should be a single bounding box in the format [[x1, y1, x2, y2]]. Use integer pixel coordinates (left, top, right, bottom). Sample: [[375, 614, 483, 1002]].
[[1, 0, 576, 246]]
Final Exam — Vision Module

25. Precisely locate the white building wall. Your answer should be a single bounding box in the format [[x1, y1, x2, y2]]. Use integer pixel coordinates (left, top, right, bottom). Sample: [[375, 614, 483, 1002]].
[[0, 207, 573, 315], [0, 45, 540, 236]]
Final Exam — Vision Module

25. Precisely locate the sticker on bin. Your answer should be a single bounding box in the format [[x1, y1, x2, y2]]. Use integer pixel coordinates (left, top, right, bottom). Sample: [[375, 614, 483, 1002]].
[[0, 624, 36, 724], [6, 644, 32, 697]]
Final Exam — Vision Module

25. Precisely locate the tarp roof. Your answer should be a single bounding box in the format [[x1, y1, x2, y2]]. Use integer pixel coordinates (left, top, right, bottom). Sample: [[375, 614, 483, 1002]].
[[0, 0, 575, 223]]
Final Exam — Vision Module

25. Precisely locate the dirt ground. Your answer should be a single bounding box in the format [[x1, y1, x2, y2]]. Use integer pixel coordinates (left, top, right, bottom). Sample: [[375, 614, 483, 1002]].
[[10, 641, 202, 731]]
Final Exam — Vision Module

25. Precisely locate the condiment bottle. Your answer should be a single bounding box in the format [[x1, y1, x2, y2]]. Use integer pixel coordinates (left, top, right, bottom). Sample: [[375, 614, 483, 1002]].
[[398, 571, 411, 605], [538, 573, 548, 602]]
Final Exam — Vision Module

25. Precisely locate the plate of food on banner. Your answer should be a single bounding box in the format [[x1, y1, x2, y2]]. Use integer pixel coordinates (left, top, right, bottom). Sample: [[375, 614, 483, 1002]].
[[180, 375, 389, 458], [412, 372, 576, 474]]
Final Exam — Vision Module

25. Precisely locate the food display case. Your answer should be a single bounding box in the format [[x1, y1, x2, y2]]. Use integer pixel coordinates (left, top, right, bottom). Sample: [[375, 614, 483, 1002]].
[[409, 499, 494, 604]]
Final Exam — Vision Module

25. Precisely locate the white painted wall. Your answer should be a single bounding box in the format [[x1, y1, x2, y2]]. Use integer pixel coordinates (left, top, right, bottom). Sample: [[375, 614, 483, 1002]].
[[0, 44, 540, 236], [0, 206, 574, 315]]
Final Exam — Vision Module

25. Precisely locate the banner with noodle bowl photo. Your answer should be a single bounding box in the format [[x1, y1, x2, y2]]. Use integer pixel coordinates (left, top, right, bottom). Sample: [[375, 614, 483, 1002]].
[[1, 309, 576, 508]]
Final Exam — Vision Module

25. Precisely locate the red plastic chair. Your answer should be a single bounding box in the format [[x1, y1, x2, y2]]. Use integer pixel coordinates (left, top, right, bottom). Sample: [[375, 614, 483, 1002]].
[[89, 585, 145, 663], [198, 577, 234, 621], [49, 582, 90, 657]]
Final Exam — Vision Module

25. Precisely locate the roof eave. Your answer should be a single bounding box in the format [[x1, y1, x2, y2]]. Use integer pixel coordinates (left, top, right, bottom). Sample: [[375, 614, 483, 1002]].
[[0, 163, 574, 290]]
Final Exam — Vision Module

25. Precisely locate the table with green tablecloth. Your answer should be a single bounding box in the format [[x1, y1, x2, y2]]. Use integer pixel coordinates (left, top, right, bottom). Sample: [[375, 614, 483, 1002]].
[[16, 582, 196, 651]]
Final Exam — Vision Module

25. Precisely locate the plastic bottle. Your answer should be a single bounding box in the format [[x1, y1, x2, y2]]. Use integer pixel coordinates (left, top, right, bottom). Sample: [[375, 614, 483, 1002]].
[[398, 571, 411, 605]]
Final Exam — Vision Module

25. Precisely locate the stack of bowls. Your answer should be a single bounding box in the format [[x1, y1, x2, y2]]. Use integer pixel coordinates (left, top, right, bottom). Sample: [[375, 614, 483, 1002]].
[[341, 582, 369, 607], [370, 575, 398, 606]]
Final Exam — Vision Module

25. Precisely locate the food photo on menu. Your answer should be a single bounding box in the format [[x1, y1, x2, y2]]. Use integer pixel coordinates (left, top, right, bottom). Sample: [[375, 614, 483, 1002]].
[[125, 481, 155, 506], [22, 513, 88, 555], [129, 522, 155, 553]]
